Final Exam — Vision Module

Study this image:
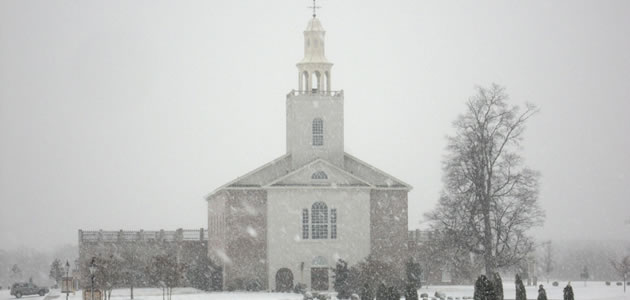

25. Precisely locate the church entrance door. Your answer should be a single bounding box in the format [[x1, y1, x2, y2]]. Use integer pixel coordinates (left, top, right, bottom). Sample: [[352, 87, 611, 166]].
[[311, 267, 329, 291], [275, 268, 294, 292]]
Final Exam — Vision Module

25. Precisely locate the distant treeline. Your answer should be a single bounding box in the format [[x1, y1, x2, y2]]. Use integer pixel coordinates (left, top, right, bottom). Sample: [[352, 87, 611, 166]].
[[543, 239, 629, 281], [0, 245, 77, 288]]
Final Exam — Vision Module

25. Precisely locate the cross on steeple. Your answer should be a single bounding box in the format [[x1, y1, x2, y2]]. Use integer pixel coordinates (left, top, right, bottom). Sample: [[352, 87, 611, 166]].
[[308, 0, 321, 18]]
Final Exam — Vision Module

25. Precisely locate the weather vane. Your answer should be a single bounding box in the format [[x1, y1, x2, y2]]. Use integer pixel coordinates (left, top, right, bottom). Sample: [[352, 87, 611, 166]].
[[308, 0, 321, 18]]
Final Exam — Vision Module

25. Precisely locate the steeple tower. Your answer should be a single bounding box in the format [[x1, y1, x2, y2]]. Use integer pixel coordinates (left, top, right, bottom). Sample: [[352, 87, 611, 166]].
[[297, 16, 333, 93], [287, 15, 344, 169]]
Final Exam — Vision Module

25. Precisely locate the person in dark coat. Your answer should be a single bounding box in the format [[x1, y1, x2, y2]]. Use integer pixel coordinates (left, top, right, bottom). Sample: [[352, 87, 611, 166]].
[[563, 282, 574, 300], [537, 284, 547, 300]]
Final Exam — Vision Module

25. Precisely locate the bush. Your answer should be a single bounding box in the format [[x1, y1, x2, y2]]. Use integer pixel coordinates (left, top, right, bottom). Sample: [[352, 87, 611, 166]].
[[313, 292, 327, 300], [245, 278, 263, 291], [515, 274, 526, 300], [226, 277, 262, 291], [405, 283, 419, 300], [226, 278, 244, 291], [333, 259, 352, 299], [552, 282, 559, 287], [474, 275, 497, 300], [616, 282, 622, 286], [435, 291, 446, 300], [605, 282, 610, 286], [294, 283, 307, 294], [491, 273, 503, 300], [349, 256, 404, 297], [406, 258, 423, 289]]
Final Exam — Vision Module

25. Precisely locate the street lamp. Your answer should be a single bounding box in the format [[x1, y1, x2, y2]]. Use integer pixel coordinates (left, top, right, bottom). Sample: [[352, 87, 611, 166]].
[[64, 261, 70, 300], [89, 258, 97, 300]]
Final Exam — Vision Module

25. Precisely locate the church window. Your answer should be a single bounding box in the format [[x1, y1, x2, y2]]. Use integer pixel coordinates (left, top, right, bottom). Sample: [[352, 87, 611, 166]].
[[311, 171, 328, 180], [302, 209, 309, 239], [312, 256, 327, 266], [331, 208, 337, 239], [312, 118, 323, 146], [311, 202, 328, 239]]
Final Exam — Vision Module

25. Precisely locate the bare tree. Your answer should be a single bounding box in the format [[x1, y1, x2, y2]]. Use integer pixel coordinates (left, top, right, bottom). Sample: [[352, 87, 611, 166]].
[[10, 264, 22, 283], [148, 254, 185, 300], [49, 259, 64, 287], [426, 84, 545, 275], [610, 255, 630, 293], [417, 231, 484, 284], [91, 255, 123, 300], [541, 241, 553, 283], [120, 245, 143, 299]]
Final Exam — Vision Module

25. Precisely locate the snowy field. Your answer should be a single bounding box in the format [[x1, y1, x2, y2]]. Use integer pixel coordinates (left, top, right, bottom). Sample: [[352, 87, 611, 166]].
[[0, 283, 627, 300], [420, 282, 628, 300]]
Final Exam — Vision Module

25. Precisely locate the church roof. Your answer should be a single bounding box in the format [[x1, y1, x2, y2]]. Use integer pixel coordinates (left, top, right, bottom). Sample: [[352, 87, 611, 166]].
[[342, 153, 412, 189], [206, 153, 411, 199], [265, 158, 372, 188]]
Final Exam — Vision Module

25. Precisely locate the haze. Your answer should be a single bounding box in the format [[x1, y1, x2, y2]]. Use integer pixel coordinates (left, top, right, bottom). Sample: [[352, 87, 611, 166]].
[[1, 0, 629, 251]]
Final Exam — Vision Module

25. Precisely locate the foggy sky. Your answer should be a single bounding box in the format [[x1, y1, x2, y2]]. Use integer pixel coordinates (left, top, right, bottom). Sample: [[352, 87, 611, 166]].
[[1, 0, 629, 251]]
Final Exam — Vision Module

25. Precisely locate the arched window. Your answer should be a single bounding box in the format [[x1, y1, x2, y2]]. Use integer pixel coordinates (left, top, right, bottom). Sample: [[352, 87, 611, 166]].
[[312, 118, 323, 146], [312, 256, 327, 267], [311, 171, 328, 180], [302, 202, 337, 240], [311, 202, 328, 239]]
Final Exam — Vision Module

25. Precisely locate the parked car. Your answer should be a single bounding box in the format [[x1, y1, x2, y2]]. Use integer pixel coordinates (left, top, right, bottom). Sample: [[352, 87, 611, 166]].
[[10, 282, 49, 298]]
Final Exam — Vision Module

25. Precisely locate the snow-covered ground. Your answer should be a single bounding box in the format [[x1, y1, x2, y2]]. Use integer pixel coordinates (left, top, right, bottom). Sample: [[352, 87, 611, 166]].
[[0, 288, 302, 300], [0, 283, 626, 300], [420, 282, 628, 300]]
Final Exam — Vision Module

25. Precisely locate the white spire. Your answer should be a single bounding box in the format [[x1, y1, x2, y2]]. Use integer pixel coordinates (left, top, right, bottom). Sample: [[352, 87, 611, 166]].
[[297, 17, 333, 92]]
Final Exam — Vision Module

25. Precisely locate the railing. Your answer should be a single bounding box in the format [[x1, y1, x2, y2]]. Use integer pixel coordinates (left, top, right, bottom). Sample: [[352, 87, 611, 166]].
[[408, 229, 433, 243], [79, 228, 208, 243], [287, 89, 344, 97]]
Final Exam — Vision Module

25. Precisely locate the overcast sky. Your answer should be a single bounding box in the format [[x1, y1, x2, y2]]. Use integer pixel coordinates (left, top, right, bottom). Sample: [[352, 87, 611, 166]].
[[1, 0, 629, 251]]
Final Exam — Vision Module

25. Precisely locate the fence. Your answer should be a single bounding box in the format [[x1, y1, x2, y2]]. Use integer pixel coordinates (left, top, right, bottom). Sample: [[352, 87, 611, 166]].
[[78, 228, 208, 243]]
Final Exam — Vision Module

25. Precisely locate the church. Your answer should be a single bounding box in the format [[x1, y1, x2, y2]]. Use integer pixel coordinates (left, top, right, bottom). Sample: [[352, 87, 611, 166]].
[[206, 14, 412, 292]]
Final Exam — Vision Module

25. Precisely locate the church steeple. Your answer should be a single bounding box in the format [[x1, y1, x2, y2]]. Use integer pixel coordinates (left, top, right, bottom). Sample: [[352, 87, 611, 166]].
[[287, 14, 344, 169], [297, 16, 333, 93]]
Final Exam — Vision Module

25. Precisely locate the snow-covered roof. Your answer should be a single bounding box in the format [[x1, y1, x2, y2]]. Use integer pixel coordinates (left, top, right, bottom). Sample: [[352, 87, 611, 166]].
[[206, 152, 411, 200], [343, 153, 412, 189]]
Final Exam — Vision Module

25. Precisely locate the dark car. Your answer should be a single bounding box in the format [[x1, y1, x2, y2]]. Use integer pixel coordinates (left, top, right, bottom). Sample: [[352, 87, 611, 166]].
[[10, 282, 49, 298]]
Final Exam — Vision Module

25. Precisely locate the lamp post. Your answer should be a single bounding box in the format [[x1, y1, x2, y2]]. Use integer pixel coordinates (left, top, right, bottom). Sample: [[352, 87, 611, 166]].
[[65, 260, 70, 300], [89, 258, 97, 300]]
